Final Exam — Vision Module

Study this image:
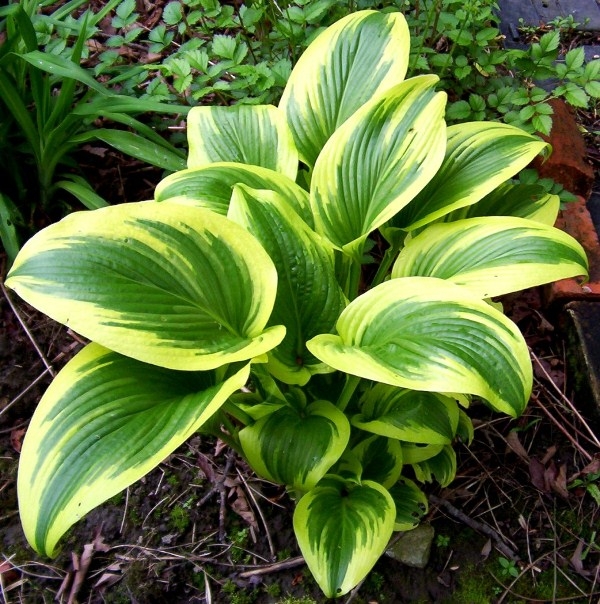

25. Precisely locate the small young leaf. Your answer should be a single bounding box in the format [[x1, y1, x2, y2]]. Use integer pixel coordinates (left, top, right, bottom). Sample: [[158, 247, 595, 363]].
[[163, 1, 183, 25]]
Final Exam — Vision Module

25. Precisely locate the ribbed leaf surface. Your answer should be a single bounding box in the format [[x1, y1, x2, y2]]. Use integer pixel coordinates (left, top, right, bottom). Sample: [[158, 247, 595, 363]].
[[392, 216, 589, 298], [18, 343, 250, 556], [352, 385, 459, 444], [310, 75, 446, 256], [351, 435, 403, 488], [239, 400, 350, 490], [294, 476, 395, 597], [6, 203, 284, 370], [307, 277, 532, 416], [390, 122, 548, 231], [228, 185, 346, 383], [280, 10, 410, 168], [388, 477, 428, 531], [155, 162, 313, 226], [186, 105, 298, 180], [441, 182, 560, 226]]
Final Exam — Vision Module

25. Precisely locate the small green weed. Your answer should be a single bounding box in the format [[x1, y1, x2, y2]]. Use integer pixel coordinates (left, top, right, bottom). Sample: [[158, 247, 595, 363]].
[[169, 505, 190, 532], [497, 556, 519, 579]]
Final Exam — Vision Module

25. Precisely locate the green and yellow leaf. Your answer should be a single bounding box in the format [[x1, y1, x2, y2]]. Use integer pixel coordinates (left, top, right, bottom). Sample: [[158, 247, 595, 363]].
[[307, 277, 532, 417], [310, 75, 447, 257], [186, 105, 298, 181], [352, 385, 459, 444], [228, 185, 346, 384], [350, 435, 403, 488], [392, 216, 589, 298], [239, 400, 350, 490], [389, 122, 549, 232], [388, 477, 429, 531], [411, 444, 457, 487], [155, 162, 313, 227], [280, 10, 410, 168], [18, 343, 250, 556], [293, 476, 395, 597], [6, 203, 284, 370]]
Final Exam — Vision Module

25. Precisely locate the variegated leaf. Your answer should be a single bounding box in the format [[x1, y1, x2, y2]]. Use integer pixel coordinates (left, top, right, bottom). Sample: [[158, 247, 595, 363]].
[[352, 385, 459, 444], [441, 182, 560, 226], [228, 185, 346, 384], [388, 476, 429, 531], [6, 203, 284, 370], [18, 343, 250, 556], [307, 277, 532, 417], [186, 105, 298, 181], [392, 216, 588, 298], [294, 476, 395, 597], [155, 162, 313, 227], [411, 444, 457, 487], [401, 443, 444, 464], [310, 75, 447, 257], [351, 435, 403, 488], [279, 10, 410, 168], [239, 400, 350, 490], [388, 122, 549, 232]]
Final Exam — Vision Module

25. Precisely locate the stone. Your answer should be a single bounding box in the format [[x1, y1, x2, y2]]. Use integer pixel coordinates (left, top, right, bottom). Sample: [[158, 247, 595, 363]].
[[386, 523, 435, 569], [531, 99, 595, 199]]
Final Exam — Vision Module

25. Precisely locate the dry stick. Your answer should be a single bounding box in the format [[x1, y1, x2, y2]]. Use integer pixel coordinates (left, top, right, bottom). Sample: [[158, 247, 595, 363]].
[[0, 281, 55, 378], [536, 382, 600, 450], [237, 556, 305, 578], [531, 350, 600, 449], [429, 495, 519, 562], [235, 469, 276, 561], [0, 367, 52, 420], [530, 394, 593, 462]]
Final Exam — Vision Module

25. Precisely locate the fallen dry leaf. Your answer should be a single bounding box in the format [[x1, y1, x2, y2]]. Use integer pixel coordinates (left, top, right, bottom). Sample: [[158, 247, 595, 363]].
[[506, 430, 530, 461], [10, 427, 26, 452]]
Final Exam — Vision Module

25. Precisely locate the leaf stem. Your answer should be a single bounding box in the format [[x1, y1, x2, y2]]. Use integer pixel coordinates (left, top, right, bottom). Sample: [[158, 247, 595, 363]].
[[337, 374, 361, 413]]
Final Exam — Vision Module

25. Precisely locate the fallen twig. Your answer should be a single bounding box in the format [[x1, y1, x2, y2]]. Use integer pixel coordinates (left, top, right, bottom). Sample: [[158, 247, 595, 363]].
[[429, 494, 520, 562], [237, 556, 304, 578]]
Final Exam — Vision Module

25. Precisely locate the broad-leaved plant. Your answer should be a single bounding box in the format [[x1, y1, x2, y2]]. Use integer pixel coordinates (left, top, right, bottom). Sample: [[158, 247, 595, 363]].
[[5, 10, 589, 598]]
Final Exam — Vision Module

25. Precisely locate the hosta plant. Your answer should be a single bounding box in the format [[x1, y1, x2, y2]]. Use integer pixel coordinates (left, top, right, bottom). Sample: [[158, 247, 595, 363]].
[[5, 10, 589, 598]]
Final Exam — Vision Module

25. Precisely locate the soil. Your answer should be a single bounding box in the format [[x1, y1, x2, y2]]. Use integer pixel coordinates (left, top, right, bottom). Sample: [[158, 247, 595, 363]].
[[2, 4, 600, 603], [2, 270, 600, 604]]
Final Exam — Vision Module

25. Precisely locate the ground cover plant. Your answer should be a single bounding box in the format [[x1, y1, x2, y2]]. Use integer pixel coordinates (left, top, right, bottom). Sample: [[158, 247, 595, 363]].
[[3, 0, 600, 268], [0, 0, 189, 266], [3, 9, 592, 599]]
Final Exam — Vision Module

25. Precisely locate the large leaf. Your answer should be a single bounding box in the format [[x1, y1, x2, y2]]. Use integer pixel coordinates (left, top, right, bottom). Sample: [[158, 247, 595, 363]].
[[388, 122, 549, 232], [279, 10, 410, 168], [239, 400, 350, 491], [441, 182, 560, 226], [228, 185, 346, 384], [293, 476, 395, 597], [186, 105, 298, 181], [310, 75, 446, 257], [307, 277, 532, 417], [352, 385, 459, 445], [6, 203, 285, 370], [392, 216, 589, 298], [18, 343, 250, 557], [155, 162, 313, 227]]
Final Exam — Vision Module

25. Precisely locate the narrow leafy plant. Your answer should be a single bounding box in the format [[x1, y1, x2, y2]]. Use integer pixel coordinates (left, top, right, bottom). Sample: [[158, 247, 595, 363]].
[[5, 10, 589, 598], [0, 2, 189, 265]]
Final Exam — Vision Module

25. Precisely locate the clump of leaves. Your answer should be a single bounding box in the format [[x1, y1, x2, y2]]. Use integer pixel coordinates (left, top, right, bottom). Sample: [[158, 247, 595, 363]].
[[5, 10, 588, 599], [404, 0, 600, 134], [0, 2, 188, 265]]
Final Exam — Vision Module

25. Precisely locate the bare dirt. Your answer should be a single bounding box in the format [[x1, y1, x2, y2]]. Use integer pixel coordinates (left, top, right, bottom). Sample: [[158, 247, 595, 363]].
[[2, 275, 600, 603]]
